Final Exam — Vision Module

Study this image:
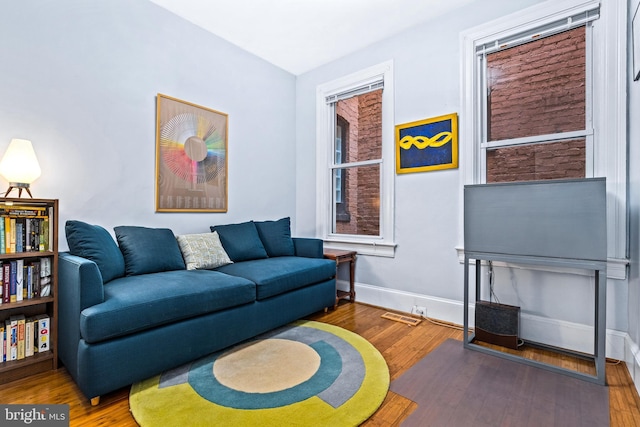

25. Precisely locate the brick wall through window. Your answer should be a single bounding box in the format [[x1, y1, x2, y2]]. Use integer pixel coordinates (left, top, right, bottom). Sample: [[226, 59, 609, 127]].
[[485, 27, 586, 183]]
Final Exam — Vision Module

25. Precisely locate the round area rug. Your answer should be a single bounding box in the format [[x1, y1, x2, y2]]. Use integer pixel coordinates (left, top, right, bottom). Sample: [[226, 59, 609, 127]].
[[130, 320, 389, 427]]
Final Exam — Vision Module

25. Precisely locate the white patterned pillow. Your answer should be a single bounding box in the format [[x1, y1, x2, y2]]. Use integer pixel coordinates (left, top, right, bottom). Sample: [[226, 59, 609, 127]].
[[176, 232, 233, 270]]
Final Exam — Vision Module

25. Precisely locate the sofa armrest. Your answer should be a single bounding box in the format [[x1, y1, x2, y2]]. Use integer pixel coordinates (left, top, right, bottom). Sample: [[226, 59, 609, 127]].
[[58, 252, 105, 380], [292, 238, 324, 258], [59, 252, 105, 311]]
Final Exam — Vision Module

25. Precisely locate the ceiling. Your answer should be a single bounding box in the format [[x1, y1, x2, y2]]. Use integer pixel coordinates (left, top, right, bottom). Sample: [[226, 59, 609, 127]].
[[148, 0, 475, 75]]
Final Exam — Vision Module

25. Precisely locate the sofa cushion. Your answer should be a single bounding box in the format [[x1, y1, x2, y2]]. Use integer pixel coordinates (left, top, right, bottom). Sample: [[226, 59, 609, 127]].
[[65, 220, 125, 283], [255, 217, 295, 257], [215, 257, 336, 300], [79, 270, 256, 343], [210, 221, 268, 262], [115, 226, 185, 276], [176, 231, 233, 270]]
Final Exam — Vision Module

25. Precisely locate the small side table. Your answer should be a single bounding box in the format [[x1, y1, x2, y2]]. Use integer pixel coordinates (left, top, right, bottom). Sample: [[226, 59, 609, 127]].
[[324, 249, 357, 307]]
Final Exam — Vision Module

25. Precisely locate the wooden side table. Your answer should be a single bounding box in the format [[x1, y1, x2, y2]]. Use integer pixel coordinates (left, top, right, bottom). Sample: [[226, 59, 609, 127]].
[[324, 249, 357, 307]]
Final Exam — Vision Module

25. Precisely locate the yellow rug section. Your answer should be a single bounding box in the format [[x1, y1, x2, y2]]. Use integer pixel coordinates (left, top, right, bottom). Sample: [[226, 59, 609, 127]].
[[130, 320, 389, 427]]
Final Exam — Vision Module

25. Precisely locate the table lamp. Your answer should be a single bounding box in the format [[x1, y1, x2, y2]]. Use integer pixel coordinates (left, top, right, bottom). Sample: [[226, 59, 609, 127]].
[[0, 138, 42, 198]]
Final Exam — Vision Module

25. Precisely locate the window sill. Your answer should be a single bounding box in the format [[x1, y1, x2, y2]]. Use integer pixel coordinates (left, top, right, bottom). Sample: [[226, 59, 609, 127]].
[[324, 239, 396, 257], [455, 246, 628, 280]]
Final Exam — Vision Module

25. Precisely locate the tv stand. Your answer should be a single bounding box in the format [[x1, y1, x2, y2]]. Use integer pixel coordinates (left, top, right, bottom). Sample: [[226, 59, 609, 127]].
[[463, 252, 607, 385], [463, 178, 607, 385]]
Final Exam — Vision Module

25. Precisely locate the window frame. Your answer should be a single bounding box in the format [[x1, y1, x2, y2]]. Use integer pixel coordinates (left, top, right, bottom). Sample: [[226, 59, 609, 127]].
[[459, 0, 628, 279], [316, 60, 396, 257], [479, 16, 595, 181]]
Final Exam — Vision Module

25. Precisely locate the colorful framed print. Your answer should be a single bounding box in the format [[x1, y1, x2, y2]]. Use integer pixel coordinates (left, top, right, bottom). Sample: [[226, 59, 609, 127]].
[[395, 113, 458, 174], [155, 94, 228, 212]]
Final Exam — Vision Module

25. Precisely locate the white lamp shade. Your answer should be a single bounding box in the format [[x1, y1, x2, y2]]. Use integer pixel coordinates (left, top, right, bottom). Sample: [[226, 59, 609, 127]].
[[0, 139, 42, 184]]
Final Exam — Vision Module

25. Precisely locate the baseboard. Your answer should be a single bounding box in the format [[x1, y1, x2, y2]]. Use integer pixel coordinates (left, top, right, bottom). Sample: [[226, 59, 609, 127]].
[[624, 335, 640, 397], [351, 281, 626, 361]]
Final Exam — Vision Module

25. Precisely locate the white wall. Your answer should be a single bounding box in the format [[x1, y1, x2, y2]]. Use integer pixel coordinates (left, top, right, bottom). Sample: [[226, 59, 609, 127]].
[[296, 0, 630, 357], [0, 0, 297, 250]]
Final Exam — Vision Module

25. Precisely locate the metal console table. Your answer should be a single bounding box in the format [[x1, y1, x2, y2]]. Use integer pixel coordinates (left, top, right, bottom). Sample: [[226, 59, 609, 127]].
[[463, 252, 607, 385], [463, 178, 608, 385]]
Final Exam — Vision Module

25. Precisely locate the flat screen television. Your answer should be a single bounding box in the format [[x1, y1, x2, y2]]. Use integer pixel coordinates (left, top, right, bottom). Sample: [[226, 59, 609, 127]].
[[464, 178, 606, 262]]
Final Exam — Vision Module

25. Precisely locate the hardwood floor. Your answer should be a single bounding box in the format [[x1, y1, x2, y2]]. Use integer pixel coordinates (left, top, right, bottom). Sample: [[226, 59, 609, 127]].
[[1, 302, 639, 426]]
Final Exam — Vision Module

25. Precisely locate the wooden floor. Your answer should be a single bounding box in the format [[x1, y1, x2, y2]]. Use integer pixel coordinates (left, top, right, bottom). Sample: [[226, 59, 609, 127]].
[[1, 302, 640, 426]]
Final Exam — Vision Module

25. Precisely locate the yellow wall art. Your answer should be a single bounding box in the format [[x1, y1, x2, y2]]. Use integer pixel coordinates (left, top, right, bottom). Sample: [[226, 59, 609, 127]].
[[395, 113, 458, 174]]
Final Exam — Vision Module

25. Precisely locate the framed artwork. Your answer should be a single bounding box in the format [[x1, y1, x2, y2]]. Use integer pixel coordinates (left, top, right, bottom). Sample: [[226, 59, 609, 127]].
[[634, 2, 640, 81], [155, 94, 228, 212], [395, 113, 458, 174]]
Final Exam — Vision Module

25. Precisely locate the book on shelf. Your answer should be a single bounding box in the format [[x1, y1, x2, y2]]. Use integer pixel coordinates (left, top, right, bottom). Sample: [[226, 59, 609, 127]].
[[0, 315, 48, 364], [0, 258, 47, 303], [0, 204, 52, 254], [25, 317, 34, 358], [2, 263, 9, 303], [0, 324, 4, 362], [14, 314, 25, 360], [9, 260, 16, 303], [35, 314, 49, 353], [15, 259, 23, 302], [5, 317, 17, 361]]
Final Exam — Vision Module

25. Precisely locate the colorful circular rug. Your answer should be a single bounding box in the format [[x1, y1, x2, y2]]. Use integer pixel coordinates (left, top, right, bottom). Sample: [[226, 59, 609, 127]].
[[130, 320, 389, 426]]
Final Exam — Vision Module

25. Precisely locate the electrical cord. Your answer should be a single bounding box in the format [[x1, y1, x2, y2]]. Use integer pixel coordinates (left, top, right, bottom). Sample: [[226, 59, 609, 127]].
[[488, 260, 500, 304]]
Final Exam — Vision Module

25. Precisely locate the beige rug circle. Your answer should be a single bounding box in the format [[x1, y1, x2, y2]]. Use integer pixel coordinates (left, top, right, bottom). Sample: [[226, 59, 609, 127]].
[[213, 338, 321, 393]]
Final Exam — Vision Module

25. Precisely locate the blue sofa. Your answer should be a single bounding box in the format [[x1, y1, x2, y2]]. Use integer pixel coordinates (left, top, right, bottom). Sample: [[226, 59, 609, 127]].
[[57, 218, 336, 404]]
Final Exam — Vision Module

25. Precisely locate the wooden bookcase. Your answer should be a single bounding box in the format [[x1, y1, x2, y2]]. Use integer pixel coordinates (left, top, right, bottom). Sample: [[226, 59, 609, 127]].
[[0, 198, 58, 384]]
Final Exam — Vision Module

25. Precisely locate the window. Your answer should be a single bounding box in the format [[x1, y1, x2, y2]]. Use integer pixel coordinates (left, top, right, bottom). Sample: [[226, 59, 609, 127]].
[[333, 90, 382, 235], [460, 0, 628, 278], [316, 61, 396, 257], [484, 26, 588, 183], [478, 13, 596, 184]]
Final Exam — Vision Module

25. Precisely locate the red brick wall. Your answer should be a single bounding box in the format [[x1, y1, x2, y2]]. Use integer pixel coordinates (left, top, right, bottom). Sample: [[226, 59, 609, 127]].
[[334, 90, 382, 235], [486, 139, 585, 183], [486, 27, 586, 183]]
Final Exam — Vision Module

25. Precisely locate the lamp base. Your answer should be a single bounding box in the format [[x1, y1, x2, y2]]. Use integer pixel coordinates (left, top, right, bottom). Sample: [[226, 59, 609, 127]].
[[4, 182, 33, 198]]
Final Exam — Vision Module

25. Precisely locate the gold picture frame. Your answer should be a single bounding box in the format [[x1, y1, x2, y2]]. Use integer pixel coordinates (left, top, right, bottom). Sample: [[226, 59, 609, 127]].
[[395, 113, 458, 174], [155, 94, 228, 212]]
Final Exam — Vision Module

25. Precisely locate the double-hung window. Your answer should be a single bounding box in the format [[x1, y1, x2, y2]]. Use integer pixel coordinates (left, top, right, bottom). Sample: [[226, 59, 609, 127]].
[[316, 61, 396, 257], [460, 0, 628, 277], [481, 22, 593, 183]]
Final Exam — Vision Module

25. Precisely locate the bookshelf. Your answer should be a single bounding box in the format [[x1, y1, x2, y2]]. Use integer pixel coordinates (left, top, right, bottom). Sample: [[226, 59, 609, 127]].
[[0, 198, 58, 384]]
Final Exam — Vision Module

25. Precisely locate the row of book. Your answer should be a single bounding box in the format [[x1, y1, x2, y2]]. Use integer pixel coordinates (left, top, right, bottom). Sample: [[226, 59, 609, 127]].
[[1, 314, 50, 363], [0, 205, 53, 254], [0, 258, 52, 304]]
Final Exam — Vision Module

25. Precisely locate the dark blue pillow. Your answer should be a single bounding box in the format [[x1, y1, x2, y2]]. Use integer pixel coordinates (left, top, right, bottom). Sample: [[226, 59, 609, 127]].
[[114, 226, 185, 276], [255, 217, 295, 257], [209, 221, 268, 262], [65, 220, 125, 283]]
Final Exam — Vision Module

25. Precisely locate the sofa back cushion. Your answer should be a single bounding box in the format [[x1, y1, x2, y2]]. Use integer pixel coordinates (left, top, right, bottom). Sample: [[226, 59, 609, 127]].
[[176, 231, 233, 270], [254, 217, 295, 257], [210, 221, 268, 262], [114, 226, 185, 275], [65, 220, 125, 283]]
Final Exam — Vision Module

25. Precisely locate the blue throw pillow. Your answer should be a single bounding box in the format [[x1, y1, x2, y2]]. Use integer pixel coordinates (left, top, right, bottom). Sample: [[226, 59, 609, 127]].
[[209, 221, 268, 262], [65, 220, 125, 283], [254, 217, 295, 257], [114, 226, 185, 276]]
